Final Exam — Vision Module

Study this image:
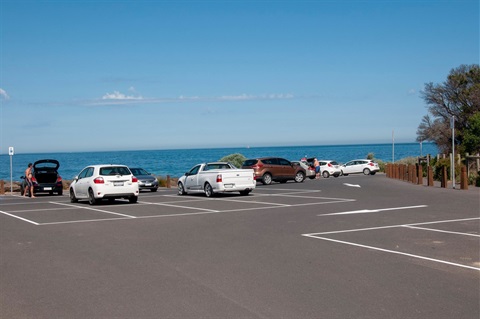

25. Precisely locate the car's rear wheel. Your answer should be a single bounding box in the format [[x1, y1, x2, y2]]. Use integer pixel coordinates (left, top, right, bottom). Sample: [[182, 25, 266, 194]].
[[88, 188, 97, 205], [69, 188, 78, 203], [204, 183, 214, 197], [262, 173, 272, 185], [322, 171, 330, 178], [129, 196, 138, 203], [294, 171, 305, 183], [240, 190, 251, 196], [363, 168, 371, 175], [178, 182, 186, 195], [341, 171, 348, 176], [151, 188, 157, 192], [308, 176, 316, 180]]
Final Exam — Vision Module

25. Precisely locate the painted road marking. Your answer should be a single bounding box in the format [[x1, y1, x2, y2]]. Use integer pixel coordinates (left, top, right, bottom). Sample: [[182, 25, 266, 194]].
[[303, 217, 480, 271], [320, 205, 428, 216], [51, 202, 137, 218]]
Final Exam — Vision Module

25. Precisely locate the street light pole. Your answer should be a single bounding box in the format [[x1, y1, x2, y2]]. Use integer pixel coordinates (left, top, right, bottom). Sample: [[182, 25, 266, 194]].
[[451, 116, 455, 189]]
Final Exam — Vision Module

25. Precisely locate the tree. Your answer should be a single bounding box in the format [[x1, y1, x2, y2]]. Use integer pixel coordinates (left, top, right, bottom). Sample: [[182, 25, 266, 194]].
[[416, 64, 480, 154]]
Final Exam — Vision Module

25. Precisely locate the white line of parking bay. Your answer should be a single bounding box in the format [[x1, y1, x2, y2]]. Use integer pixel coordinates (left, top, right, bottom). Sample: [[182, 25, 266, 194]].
[[0, 209, 39, 225], [51, 202, 137, 218]]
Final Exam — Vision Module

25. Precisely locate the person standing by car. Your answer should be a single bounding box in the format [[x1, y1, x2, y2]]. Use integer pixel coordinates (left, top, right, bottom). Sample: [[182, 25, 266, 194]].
[[24, 163, 35, 198], [313, 158, 321, 179]]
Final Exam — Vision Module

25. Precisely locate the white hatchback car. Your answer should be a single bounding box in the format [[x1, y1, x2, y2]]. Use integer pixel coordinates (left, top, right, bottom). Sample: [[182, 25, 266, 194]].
[[69, 164, 139, 205], [341, 159, 380, 176], [318, 160, 341, 178]]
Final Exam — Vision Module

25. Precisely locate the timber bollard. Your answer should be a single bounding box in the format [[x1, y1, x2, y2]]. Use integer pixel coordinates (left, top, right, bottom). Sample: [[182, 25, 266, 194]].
[[167, 175, 171, 188], [417, 164, 423, 185], [441, 166, 447, 188], [427, 166, 434, 186], [461, 166, 468, 190], [0, 180, 4, 195]]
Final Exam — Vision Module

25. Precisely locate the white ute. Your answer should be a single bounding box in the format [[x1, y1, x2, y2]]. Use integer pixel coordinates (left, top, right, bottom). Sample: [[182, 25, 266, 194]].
[[178, 162, 256, 197]]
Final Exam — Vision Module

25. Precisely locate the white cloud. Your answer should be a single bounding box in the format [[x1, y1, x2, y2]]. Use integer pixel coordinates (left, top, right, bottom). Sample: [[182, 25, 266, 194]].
[[91, 92, 296, 106], [102, 91, 143, 100], [0, 88, 10, 100]]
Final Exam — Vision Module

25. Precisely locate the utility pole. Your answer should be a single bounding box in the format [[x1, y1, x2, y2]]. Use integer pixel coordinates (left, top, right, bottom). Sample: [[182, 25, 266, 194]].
[[451, 116, 455, 189]]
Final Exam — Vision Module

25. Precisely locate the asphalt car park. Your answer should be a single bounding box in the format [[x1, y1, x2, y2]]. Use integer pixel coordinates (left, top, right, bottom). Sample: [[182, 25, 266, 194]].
[[0, 175, 478, 318]]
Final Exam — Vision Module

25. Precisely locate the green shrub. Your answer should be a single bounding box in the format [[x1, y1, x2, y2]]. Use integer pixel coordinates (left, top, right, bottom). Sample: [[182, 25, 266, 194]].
[[219, 153, 247, 168]]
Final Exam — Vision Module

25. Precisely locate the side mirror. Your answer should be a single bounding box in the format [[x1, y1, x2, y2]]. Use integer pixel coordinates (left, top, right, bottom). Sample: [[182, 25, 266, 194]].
[[184, 172, 189, 176], [74, 176, 79, 181]]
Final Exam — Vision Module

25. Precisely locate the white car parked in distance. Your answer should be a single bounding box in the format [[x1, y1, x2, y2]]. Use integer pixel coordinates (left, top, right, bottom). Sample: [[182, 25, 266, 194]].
[[341, 159, 380, 176], [318, 160, 341, 178], [69, 164, 139, 205]]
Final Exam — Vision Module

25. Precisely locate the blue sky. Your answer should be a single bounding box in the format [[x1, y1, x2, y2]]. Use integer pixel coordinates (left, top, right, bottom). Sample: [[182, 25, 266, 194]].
[[0, 0, 478, 154]]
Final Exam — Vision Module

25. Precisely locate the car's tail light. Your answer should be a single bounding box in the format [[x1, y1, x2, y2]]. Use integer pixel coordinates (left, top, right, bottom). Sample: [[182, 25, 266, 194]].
[[253, 173, 257, 180], [251, 164, 263, 170], [93, 177, 104, 184], [369, 162, 374, 166], [132, 176, 138, 183], [56, 176, 62, 182], [328, 163, 333, 167], [216, 174, 222, 183]]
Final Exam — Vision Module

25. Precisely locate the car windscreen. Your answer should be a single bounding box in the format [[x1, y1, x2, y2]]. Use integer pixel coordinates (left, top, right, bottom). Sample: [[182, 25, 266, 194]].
[[130, 168, 148, 175], [100, 166, 131, 176]]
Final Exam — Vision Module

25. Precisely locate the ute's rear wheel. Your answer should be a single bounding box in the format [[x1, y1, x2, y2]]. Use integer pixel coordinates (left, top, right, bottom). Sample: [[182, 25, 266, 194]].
[[204, 183, 214, 197], [129, 196, 138, 203], [240, 190, 251, 196]]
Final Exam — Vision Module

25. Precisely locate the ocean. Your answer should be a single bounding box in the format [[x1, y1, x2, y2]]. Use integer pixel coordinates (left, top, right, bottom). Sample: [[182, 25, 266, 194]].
[[0, 143, 438, 182]]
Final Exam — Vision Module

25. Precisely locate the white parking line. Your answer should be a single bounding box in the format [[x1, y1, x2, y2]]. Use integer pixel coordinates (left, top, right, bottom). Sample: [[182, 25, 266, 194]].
[[320, 205, 428, 216], [402, 225, 480, 237], [0, 210, 39, 225], [302, 233, 480, 271], [303, 217, 480, 271], [51, 202, 137, 218]]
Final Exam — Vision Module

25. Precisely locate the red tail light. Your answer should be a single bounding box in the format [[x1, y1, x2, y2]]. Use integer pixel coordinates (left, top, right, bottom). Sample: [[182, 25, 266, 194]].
[[93, 177, 104, 184], [56, 176, 62, 182], [251, 164, 263, 170], [216, 174, 222, 183], [132, 176, 138, 183], [31, 177, 37, 183], [328, 163, 333, 167], [369, 162, 374, 166]]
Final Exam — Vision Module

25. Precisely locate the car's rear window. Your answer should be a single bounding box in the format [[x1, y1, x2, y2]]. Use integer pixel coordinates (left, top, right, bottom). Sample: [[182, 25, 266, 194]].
[[242, 159, 258, 167], [100, 166, 131, 176], [331, 161, 339, 165]]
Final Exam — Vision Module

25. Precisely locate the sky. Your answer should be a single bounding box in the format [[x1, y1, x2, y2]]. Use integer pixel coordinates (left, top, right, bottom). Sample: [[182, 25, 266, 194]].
[[0, 0, 478, 154]]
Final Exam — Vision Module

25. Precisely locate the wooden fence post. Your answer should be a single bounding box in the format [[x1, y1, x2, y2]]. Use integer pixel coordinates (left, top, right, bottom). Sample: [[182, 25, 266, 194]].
[[461, 166, 468, 190], [411, 165, 417, 184], [427, 166, 434, 186], [441, 166, 447, 188], [0, 180, 4, 195], [417, 164, 423, 185], [167, 175, 171, 188]]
